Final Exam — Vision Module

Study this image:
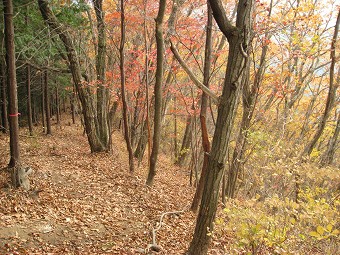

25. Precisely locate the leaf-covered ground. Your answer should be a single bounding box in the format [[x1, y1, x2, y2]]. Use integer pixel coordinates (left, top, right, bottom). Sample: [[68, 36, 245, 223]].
[[0, 120, 204, 254]]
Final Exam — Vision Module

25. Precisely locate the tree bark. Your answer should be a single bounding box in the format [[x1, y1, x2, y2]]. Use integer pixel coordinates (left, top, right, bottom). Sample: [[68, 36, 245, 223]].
[[320, 111, 340, 166], [93, 0, 110, 149], [175, 115, 193, 167], [120, 0, 134, 172], [44, 70, 52, 135], [146, 0, 166, 186], [41, 73, 45, 130], [302, 9, 340, 157], [187, 0, 254, 254], [55, 83, 60, 125], [191, 1, 213, 213], [26, 65, 33, 136], [0, 60, 8, 133], [4, 0, 20, 167], [3, 0, 31, 190]]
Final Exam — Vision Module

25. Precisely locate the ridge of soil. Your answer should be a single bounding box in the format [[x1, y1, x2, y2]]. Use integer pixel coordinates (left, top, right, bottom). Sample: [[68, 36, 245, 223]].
[[0, 119, 199, 254]]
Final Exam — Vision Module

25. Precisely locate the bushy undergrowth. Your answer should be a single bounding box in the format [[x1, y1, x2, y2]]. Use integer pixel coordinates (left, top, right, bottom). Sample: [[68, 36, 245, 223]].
[[215, 186, 339, 254], [215, 128, 339, 254]]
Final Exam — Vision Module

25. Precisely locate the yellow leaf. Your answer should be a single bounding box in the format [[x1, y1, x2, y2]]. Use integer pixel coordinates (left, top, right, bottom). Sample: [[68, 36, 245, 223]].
[[309, 231, 320, 238], [331, 229, 339, 235], [326, 224, 333, 232], [316, 226, 324, 235]]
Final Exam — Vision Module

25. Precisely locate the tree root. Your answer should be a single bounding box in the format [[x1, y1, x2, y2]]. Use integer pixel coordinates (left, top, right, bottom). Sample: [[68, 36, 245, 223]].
[[146, 209, 186, 253]]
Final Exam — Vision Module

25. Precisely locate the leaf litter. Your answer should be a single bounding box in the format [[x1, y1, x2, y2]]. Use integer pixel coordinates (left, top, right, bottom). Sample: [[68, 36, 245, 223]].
[[0, 120, 198, 254]]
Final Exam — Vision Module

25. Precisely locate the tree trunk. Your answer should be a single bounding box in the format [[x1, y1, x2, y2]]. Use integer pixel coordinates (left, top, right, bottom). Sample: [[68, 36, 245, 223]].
[[93, 0, 110, 149], [144, 2, 152, 167], [191, 1, 212, 212], [120, 0, 134, 172], [55, 84, 60, 125], [3, 0, 31, 190], [44, 70, 52, 135], [134, 119, 148, 162], [0, 60, 8, 133], [302, 9, 340, 157], [146, 0, 166, 186], [26, 65, 33, 136], [41, 73, 45, 131], [320, 111, 340, 166], [71, 88, 76, 124], [175, 115, 193, 167], [187, 0, 253, 254]]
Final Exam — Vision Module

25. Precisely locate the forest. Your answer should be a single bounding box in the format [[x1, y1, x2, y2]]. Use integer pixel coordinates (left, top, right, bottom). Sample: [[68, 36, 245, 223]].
[[0, 0, 339, 254]]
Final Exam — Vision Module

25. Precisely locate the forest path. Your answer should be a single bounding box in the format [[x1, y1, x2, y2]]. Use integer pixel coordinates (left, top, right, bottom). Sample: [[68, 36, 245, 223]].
[[0, 119, 196, 254]]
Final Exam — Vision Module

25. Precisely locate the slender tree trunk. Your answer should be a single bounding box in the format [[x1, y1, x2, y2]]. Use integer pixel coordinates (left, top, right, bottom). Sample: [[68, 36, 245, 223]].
[[26, 65, 33, 136], [131, 88, 142, 149], [134, 119, 148, 161], [55, 84, 60, 125], [120, 0, 134, 172], [146, 0, 166, 186], [191, 1, 212, 212], [320, 111, 340, 166], [174, 97, 178, 159], [144, 0, 152, 167], [303, 10, 340, 157], [44, 70, 52, 135], [0, 61, 8, 133], [187, 0, 253, 253], [41, 74, 45, 131], [71, 88, 76, 124], [175, 115, 193, 167]]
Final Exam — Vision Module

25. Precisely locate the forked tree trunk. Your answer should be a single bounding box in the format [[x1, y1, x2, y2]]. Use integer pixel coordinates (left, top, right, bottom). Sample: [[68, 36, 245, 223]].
[[187, 0, 254, 254], [146, 0, 166, 186], [93, 0, 110, 149], [225, 0, 272, 199], [120, 0, 134, 172]]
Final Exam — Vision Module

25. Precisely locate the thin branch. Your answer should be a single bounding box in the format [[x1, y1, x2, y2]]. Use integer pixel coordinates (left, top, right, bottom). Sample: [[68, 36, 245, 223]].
[[170, 40, 219, 104]]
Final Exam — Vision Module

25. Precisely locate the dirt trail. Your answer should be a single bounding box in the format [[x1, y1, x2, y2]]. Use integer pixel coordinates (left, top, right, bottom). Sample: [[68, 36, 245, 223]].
[[0, 120, 196, 254]]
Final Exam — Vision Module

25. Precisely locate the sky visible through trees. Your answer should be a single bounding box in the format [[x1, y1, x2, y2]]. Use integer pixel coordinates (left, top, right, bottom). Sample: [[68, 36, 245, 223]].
[[0, 0, 339, 254]]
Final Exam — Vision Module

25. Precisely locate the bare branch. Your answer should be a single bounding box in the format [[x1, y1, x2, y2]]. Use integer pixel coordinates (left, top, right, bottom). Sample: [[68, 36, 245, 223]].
[[170, 40, 219, 104]]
